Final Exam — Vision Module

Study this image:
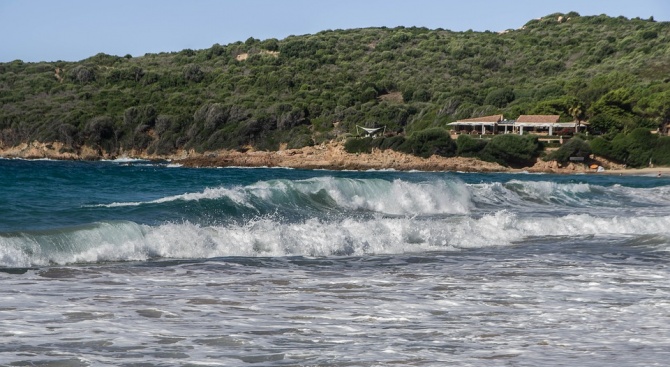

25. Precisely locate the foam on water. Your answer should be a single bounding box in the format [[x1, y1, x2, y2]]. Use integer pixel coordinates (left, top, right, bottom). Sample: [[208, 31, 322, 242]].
[[88, 177, 473, 216], [92, 186, 254, 208], [101, 157, 149, 163], [3, 212, 670, 267], [83, 176, 670, 221], [470, 179, 670, 213], [3, 161, 670, 365]]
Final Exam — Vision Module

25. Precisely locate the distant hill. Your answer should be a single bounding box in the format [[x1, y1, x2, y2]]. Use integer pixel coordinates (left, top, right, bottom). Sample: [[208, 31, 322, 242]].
[[1, 12, 668, 157]]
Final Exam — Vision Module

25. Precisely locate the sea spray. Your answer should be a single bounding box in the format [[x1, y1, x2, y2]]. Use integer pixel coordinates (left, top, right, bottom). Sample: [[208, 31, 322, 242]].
[[4, 213, 670, 267], [87, 176, 474, 216]]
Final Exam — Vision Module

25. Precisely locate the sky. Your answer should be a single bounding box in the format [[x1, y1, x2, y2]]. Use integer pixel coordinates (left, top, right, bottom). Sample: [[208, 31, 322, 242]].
[[1, 0, 668, 63]]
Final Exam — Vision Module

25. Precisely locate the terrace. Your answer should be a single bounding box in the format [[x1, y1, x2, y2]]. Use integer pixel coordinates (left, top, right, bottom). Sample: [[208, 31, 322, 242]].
[[448, 114, 587, 143]]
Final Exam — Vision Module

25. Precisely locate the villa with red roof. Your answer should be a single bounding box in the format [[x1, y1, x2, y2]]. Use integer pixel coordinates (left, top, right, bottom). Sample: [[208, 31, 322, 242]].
[[448, 114, 585, 137], [447, 115, 510, 135]]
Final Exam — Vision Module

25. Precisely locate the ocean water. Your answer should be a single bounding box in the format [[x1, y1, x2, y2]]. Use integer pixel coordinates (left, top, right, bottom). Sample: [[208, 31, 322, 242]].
[[1, 158, 669, 366]]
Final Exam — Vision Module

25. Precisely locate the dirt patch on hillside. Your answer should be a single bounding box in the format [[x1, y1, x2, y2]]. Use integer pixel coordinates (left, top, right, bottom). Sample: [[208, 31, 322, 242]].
[[378, 91, 404, 103]]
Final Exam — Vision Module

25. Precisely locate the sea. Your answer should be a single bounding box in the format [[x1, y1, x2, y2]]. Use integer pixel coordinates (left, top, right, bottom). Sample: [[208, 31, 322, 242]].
[[1, 158, 669, 366]]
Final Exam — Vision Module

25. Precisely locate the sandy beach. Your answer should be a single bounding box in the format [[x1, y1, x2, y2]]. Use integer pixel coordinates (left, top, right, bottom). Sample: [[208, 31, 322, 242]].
[[600, 167, 670, 176]]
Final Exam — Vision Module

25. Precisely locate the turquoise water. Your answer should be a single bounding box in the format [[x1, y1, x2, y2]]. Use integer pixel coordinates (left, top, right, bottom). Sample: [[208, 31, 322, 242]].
[[1, 158, 669, 365]]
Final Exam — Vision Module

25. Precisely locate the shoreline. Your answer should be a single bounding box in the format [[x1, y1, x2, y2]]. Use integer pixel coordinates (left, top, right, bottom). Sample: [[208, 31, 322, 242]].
[[1, 140, 666, 176]]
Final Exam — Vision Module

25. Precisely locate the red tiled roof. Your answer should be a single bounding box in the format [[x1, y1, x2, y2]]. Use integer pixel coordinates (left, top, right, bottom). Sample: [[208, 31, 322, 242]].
[[459, 115, 503, 123], [516, 115, 560, 123]]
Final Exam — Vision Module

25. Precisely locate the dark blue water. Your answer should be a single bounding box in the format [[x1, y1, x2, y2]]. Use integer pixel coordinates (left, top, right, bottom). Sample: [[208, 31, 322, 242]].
[[2, 158, 664, 231]]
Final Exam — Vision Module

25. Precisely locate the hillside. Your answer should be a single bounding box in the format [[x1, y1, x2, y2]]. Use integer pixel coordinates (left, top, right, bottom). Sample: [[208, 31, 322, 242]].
[[1, 12, 669, 160]]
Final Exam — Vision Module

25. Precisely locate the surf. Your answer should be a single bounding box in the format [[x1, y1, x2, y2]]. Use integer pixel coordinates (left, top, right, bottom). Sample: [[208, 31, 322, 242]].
[[86, 176, 474, 217], [3, 212, 670, 268]]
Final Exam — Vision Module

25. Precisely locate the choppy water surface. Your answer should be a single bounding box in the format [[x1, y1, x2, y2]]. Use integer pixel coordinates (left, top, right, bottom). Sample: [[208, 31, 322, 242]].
[[1, 159, 669, 366]]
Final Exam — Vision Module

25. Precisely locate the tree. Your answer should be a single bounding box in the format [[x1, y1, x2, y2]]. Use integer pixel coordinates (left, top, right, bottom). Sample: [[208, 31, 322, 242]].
[[183, 64, 204, 83], [568, 102, 586, 123], [588, 88, 636, 133], [69, 65, 95, 84], [646, 91, 670, 133], [484, 87, 515, 108]]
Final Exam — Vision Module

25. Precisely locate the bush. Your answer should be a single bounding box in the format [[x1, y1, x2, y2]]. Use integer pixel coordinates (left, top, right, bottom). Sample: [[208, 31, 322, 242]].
[[344, 137, 373, 153], [620, 128, 657, 167], [546, 137, 591, 163], [184, 64, 205, 83], [484, 87, 515, 108], [398, 128, 456, 158], [456, 134, 488, 157], [652, 137, 670, 166], [84, 116, 117, 153], [69, 65, 96, 84], [285, 125, 313, 149], [607, 133, 631, 163], [589, 137, 614, 158], [481, 134, 540, 167], [1, 16, 668, 158], [375, 135, 406, 150], [592, 129, 658, 167]]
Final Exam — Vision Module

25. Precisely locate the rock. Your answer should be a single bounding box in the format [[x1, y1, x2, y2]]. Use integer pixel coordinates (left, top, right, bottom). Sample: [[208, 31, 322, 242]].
[[0, 140, 599, 174]]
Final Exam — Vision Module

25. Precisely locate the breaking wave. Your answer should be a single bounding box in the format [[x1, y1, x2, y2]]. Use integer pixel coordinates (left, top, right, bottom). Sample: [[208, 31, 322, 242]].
[[3, 212, 670, 267], [85, 176, 670, 219], [88, 177, 473, 216]]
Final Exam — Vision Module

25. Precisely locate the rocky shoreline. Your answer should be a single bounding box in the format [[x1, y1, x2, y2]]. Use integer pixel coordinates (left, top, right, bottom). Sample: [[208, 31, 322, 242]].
[[0, 140, 630, 175]]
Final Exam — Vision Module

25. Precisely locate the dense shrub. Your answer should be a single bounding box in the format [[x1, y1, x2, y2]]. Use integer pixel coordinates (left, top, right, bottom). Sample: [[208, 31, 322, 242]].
[[344, 130, 456, 159], [589, 137, 614, 159], [375, 135, 406, 150], [284, 125, 313, 149], [607, 133, 631, 163], [484, 88, 515, 108], [590, 128, 658, 167], [398, 128, 456, 158], [456, 135, 488, 157], [652, 137, 670, 166], [619, 128, 657, 167], [481, 134, 540, 167], [83, 116, 117, 153], [344, 137, 373, 153], [546, 137, 591, 163]]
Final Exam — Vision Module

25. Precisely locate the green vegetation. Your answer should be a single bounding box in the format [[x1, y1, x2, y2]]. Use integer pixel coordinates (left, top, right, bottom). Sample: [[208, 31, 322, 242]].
[[479, 134, 541, 167], [1, 13, 669, 167], [347, 133, 540, 168], [589, 128, 670, 167], [546, 137, 591, 164]]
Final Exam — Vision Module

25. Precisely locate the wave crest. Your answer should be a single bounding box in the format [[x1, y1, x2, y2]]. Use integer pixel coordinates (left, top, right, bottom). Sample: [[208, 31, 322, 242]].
[[89, 177, 473, 216], [3, 212, 670, 267]]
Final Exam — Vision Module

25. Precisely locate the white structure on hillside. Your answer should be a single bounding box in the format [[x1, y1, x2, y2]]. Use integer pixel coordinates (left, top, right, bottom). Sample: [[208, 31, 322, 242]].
[[448, 115, 585, 136]]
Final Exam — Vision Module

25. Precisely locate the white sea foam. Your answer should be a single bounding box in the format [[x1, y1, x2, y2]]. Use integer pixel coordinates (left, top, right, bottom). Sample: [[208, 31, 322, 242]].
[[101, 157, 149, 163], [86, 177, 473, 215], [3, 212, 670, 267], [88, 186, 254, 208], [87, 176, 670, 217], [278, 177, 472, 215]]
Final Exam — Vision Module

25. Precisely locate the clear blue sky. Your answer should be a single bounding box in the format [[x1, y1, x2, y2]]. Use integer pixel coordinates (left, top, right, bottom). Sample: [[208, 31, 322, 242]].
[[1, 0, 667, 63]]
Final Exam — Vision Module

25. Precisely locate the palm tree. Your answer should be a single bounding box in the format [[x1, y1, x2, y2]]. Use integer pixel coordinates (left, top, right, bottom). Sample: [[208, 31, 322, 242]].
[[569, 103, 586, 132]]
